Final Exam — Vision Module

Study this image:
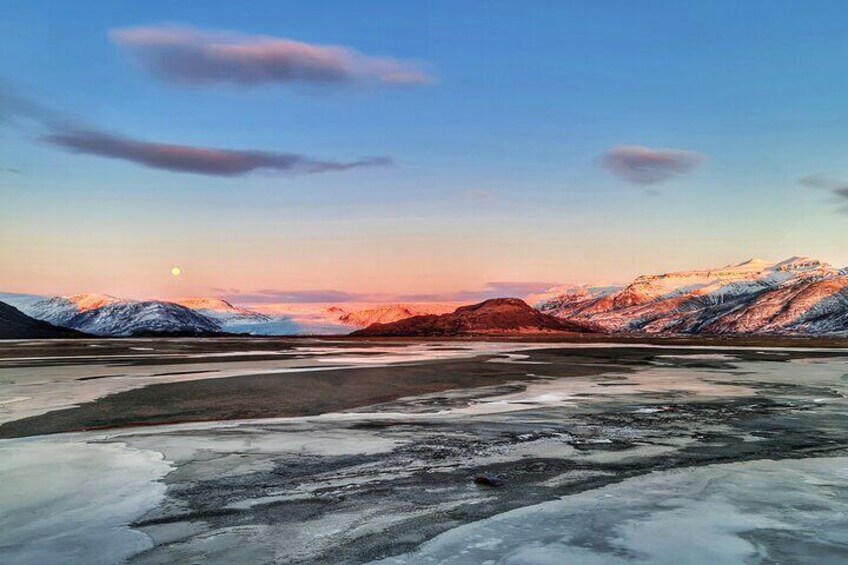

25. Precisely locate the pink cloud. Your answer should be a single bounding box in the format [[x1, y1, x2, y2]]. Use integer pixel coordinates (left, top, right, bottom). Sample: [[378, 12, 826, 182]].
[[110, 26, 432, 88]]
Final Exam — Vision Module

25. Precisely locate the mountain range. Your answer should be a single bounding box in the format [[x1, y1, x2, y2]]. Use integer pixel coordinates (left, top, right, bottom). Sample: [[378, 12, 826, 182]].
[[533, 257, 848, 336], [1, 256, 847, 337], [0, 294, 458, 337]]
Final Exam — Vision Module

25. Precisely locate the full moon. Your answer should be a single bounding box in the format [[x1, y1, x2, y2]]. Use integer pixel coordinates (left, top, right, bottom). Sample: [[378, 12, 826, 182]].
[[171, 267, 182, 277]]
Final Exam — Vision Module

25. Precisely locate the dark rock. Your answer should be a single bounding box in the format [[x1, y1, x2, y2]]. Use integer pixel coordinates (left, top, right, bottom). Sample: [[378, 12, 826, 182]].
[[473, 475, 505, 488]]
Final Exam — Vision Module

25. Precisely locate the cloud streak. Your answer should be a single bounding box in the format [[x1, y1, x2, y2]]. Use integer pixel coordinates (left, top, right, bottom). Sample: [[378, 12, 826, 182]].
[[799, 174, 848, 212], [798, 174, 848, 192], [603, 145, 705, 185], [2, 84, 393, 177], [44, 129, 392, 177], [110, 26, 432, 88]]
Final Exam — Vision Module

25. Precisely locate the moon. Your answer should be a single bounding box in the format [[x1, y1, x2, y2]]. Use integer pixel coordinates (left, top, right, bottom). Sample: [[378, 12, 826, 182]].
[[171, 267, 182, 277]]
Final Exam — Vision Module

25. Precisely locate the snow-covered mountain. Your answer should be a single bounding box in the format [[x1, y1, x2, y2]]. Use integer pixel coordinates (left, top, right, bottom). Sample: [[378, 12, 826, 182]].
[[238, 302, 462, 335], [67, 301, 221, 336], [13, 293, 350, 336], [526, 285, 622, 317], [26, 293, 123, 327], [7, 257, 847, 338], [0, 292, 50, 312], [19, 293, 222, 336], [535, 257, 848, 335], [336, 303, 458, 328], [174, 298, 271, 326]]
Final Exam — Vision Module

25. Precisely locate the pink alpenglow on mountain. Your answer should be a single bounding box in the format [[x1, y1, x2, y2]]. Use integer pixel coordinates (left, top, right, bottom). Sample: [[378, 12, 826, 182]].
[[352, 298, 593, 336], [174, 298, 271, 325], [337, 303, 458, 328], [25, 293, 125, 327], [536, 257, 848, 335]]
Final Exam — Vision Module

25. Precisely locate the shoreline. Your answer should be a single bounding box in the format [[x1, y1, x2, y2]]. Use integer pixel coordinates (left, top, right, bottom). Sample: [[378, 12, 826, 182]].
[[2, 333, 848, 347], [0, 351, 606, 439], [2, 340, 846, 439]]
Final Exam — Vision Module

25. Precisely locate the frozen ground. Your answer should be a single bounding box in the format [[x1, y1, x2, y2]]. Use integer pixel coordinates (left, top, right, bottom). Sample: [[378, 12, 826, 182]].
[[0, 340, 847, 564]]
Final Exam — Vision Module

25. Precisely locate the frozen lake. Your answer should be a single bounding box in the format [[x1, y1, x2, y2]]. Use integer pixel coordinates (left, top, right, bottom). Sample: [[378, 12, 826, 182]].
[[0, 339, 847, 563]]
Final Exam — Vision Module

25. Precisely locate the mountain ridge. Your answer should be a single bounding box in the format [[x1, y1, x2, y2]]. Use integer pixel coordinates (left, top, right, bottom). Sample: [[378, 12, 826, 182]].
[[536, 257, 848, 335], [4, 256, 847, 337], [352, 298, 592, 336]]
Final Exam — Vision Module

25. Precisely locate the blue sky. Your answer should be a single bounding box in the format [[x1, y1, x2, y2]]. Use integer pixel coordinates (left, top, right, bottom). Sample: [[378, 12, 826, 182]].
[[2, 1, 847, 300]]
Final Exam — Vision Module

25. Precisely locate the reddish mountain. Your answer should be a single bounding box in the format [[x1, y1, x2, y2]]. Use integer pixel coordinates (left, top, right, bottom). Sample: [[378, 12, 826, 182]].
[[351, 298, 592, 336], [338, 303, 458, 328]]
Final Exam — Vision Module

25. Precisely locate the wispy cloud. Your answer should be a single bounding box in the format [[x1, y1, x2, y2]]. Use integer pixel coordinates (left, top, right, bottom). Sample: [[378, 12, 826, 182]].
[[0, 84, 65, 128], [110, 26, 432, 88], [45, 129, 392, 177], [603, 145, 705, 185], [799, 174, 848, 213], [798, 174, 848, 191], [221, 281, 557, 305], [466, 189, 493, 201], [2, 84, 393, 177]]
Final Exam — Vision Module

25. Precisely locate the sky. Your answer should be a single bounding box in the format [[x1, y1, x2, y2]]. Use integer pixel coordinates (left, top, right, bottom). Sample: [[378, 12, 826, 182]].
[[2, 1, 848, 303]]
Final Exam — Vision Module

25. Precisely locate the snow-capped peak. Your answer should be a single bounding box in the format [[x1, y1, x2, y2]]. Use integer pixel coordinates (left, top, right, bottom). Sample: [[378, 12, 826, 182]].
[[772, 256, 833, 273], [24, 293, 127, 326], [175, 297, 240, 313], [537, 255, 848, 336], [526, 284, 620, 308], [69, 301, 221, 336], [337, 303, 458, 328], [174, 297, 270, 325], [66, 293, 125, 311]]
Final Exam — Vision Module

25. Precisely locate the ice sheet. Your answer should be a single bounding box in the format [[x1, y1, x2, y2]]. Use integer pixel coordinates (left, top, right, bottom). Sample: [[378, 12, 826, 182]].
[[0, 438, 172, 565], [377, 457, 848, 564]]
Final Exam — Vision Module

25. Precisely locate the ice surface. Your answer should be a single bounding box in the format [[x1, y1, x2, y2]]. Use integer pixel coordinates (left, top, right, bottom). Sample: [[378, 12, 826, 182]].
[[0, 438, 171, 565], [2, 343, 847, 564], [377, 457, 848, 564]]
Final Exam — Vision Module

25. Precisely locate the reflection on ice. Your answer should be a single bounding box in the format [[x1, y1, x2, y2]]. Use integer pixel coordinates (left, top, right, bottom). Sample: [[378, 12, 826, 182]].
[[378, 457, 848, 564]]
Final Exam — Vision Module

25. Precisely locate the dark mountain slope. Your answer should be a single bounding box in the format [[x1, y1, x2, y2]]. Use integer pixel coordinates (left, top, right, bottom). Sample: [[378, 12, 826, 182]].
[[0, 301, 87, 339]]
